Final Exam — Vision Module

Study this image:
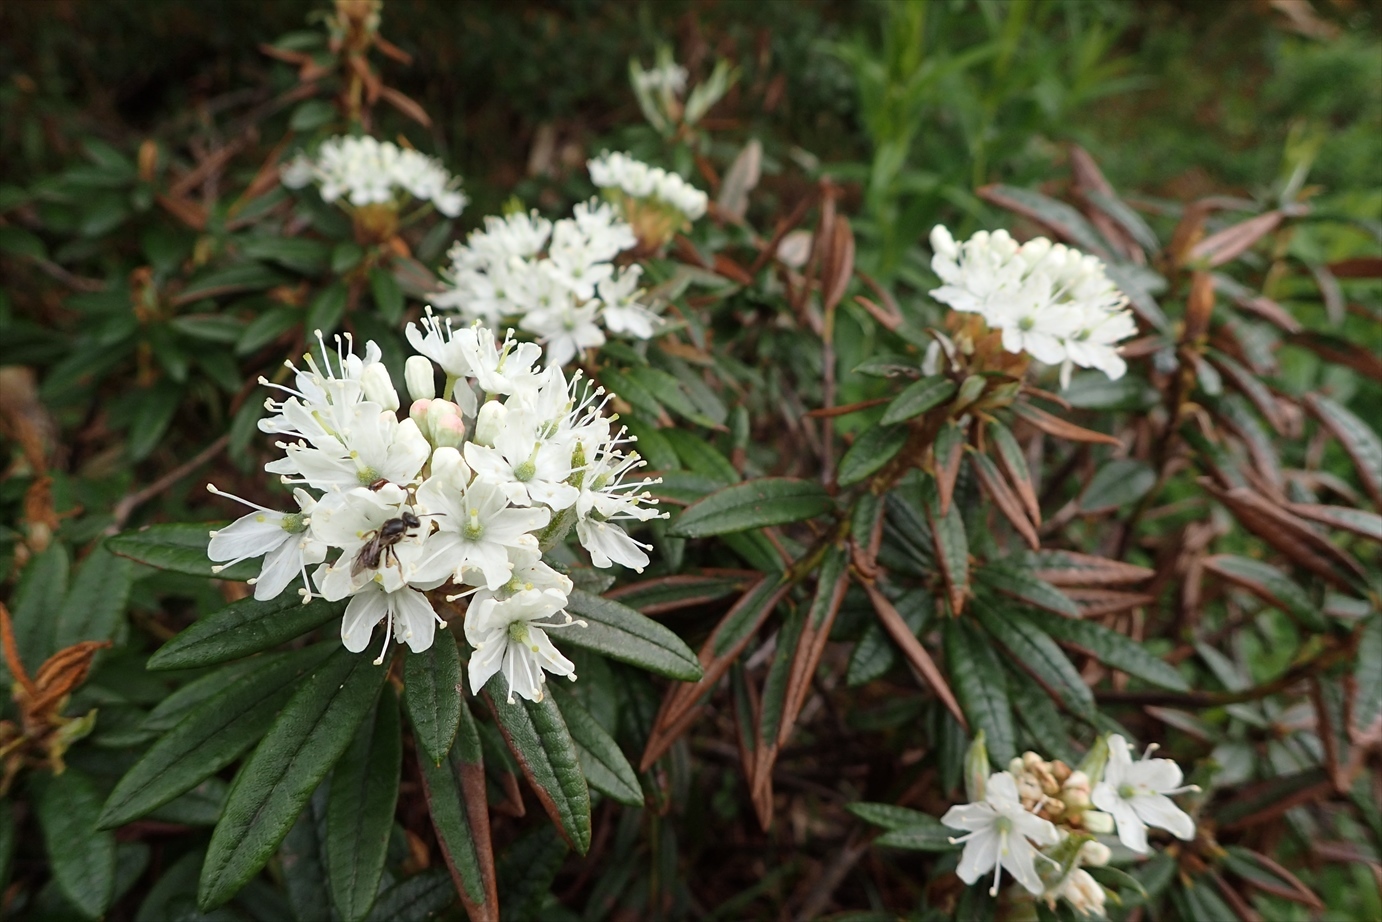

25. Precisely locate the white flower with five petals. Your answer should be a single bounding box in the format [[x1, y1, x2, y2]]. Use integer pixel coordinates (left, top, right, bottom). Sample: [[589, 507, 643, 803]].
[[465, 588, 585, 702], [1091, 735, 1197, 853], [941, 771, 1061, 896]]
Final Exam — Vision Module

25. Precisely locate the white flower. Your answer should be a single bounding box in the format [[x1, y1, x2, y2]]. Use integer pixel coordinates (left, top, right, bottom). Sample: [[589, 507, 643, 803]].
[[928, 225, 1134, 382], [341, 582, 449, 664], [597, 266, 659, 339], [633, 62, 688, 96], [1091, 735, 1197, 853], [207, 485, 326, 602], [283, 135, 467, 217], [463, 413, 578, 509], [520, 299, 606, 368], [413, 455, 550, 590], [266, 403, 431, 491], [588, 151, 707, 221], [941, 771, 1061, 896], [309, 484, 428, 600], [465, 588, 585, 703]]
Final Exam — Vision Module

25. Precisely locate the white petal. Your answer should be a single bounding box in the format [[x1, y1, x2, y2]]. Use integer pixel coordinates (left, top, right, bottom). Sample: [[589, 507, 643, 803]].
[[1132, 793, 1195, 841], [209, 512, 289, 562], [954, 830, 1000, 885], [342, 589, 388, 653], [1000, 835, 1045, 896]]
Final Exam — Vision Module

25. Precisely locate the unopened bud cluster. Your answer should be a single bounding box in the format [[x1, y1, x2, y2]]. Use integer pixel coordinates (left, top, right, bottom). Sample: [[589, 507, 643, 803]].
[[207, 319, 664, 703]]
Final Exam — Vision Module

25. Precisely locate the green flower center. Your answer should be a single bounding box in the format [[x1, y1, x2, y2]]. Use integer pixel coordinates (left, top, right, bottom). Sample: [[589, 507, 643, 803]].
[[280, 513, 308, 534], [462, 513, 485, 541]]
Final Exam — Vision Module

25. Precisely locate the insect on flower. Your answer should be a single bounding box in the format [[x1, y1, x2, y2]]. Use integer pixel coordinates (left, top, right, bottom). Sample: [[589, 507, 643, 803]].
[[351, 510, 423, 577]]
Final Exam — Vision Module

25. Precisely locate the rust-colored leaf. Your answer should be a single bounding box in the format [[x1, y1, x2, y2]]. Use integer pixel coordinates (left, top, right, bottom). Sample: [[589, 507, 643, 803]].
[[379, 85, 432, 128], [1032, 550, 1155, 587], [1289, 331, 1382, 383], [989, 422, 1041, 526], [1202, 480, 1367, 591], [863, 582, 967, 730], [1229, 847, 1325, 911], [1208, 352, 1286, 435], [1285, 503, 1382, 542], [804, 397, 891, 419], [934, 421, 967, 517], [0, 603, 35, 697], [820, 216, 855, 313], [1183, 270, 1216, 342], [1011, 402, 1122, 447], [1189, 211, 1284, 267], [1062, 588, 1156, 617], [1211, 869, 1266, 922], [970, 452, 1039, 549], [373, 35, 414, 65], [156, 193, 207, 231], [605, 571, 756, 616], [640, 577, 791, 771], [1328, 257, 1382, 278], [712, 253, 755, 286], [778, 548, 849, 747]]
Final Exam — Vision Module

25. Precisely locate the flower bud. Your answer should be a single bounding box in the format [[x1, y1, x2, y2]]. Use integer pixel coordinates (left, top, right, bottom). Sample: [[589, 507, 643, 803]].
[[406, 355, 436, 401], [964, 731, 990, 803], [427, 399, 467, 449], [410, 398, 432, 434], [361, 363, 399, 411], [1082, 810, 1115, 835], [1080, 840, 1111, 868], [429, 446, 470, 486], [474, 400, 507, 447]]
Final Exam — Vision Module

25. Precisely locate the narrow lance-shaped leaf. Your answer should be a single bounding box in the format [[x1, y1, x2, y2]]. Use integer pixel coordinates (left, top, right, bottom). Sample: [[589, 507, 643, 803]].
[[1011, 401, 1122, 447], [35, 769, 117, 920], [147, 595, 344, 671], [1022, 608, 1189, 692], [1202, 555, 1327, 632], [668, 477, 834, 538], [327, 686, 402, 922], [560, 589, 702, 681], [974, 564, 1081, 618], [417, 696, 497, 922], [550, 684, 643, 807], [972, 603, 1094, 718], [836, 423, 908, 487], [944, 620, 1015, 764], [934, 420, 967, 516], [99, 644, 335, 829], [987, 421, 1040, 524], [750, 606, 807, 827], [485, 680, 591, 854], [970, 451, 1040, 549], [779, 546, 849, 743], [404, 633, 464, 766], [107, 522, 257, 580], [880, 375, 957, 426], [924, 479, 969, 616], [55, 540, 134, 649], [865, 582, 966, 730], [198, 647, 390, 911], [1305, 394, 1382, 509]]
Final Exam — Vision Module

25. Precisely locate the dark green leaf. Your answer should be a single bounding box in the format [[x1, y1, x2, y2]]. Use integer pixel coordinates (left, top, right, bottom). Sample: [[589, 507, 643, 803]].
[[179, 262, 288, 303], [1306, 394, 1382, 507], [876, 818, 958, 852], [55, 540, 133, 649], [662, 429, 738, 483], [34, 770, 117, 919], [198, 647, 390, 910], [369, 267, 405, 324], [1023, 609, 1189, 691], [100, 645, 333, 829], [281, 784, 333, 922], [238, 236, 332, 274], [879, 375, 957, 425], [170, 314, 248, 344], [486, 682, 591, 854], [626, 366, 719, 428], [975, 564, 1081, 618], [668, 477, 833, 538], [7, 542, 69, 676], [973, 603, 1094, 717], [846, 802, 933, 831], [417, 730, 493, 914], [0, 801, 15, 891], [945, 620, 1015, 764], [290, 100, 337, 131], [1354, 615, 1382, 735], [365, 870, 456, 922], [404, 634, 464, 766], [147, 595, 343, 670], [236, 307, 300, 356], [307, 282, 349, 336], [1203, 555, 1327, 631], [551, 684, 643, 807], [1080, 459, 1156, 512], [837, 423, 908, 487], [108, 522, 256, 580], [127, 380, 180, 460], [924, 479, 968, 614], [1061, 372, 1158, 411], [561, 589, 702, 681], [328, 687, 402, 922]]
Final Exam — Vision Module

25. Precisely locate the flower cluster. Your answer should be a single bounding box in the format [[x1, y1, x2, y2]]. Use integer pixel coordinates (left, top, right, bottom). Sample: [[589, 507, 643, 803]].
[[928, 226, 1135, 386], [588, 151, 708, 223], [281, 135, 467, 218], [939, 735, 1196, 917], [207, 321, 663, 702], [632, 61, 688, 96], [433, 202, 660, 366]]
